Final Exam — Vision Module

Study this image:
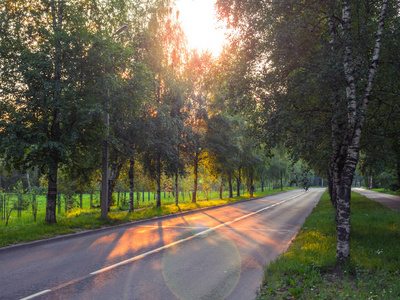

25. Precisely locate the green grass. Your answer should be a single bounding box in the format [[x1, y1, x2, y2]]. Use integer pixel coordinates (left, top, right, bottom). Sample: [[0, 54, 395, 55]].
[[0, 187, 296, 248], [369, 188, 400, 196], [256, 191, 400, 299]]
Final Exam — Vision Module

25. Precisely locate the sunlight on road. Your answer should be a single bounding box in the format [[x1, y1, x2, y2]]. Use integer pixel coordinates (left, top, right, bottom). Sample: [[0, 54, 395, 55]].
[[162, 230, 241, 300]]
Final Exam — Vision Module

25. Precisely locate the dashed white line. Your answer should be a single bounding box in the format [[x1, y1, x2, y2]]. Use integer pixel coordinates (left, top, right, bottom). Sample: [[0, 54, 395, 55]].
[[20, 290, 51, 300], [90, 194, 303, 275], [21, 191, 305, 299]]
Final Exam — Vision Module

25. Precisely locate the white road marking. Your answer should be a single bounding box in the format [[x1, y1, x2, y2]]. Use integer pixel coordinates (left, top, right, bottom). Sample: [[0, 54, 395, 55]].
[[22, 191, 305, 299], [90, 193, 303, 275], [20, 290, 51, 300]]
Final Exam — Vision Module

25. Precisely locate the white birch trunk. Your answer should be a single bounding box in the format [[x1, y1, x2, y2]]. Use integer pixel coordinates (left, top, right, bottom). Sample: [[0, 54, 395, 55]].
[[336, 0, 388, 262]]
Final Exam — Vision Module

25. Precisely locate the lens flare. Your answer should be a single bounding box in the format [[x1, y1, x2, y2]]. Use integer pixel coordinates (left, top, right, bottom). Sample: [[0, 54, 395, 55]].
[[162, 229, 241, 299]]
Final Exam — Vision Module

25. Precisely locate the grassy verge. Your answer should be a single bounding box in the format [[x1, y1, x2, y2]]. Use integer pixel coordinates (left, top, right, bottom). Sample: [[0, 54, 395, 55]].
[[369, 188, 400, 196], [256, 191, 400, 299], [0, 187, 296, 248]]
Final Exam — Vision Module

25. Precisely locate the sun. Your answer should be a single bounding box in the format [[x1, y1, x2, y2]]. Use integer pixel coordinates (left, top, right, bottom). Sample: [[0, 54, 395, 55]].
[[175, 0, 227, 56]]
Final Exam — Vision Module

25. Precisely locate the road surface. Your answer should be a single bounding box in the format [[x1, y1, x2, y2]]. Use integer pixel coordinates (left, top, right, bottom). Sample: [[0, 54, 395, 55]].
[[353, 188, 400, 210], [0, 188, 325, 300]]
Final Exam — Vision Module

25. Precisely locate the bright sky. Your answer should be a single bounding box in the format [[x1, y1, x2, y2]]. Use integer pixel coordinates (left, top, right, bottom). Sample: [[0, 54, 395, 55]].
[[175, 0, 227, 56]]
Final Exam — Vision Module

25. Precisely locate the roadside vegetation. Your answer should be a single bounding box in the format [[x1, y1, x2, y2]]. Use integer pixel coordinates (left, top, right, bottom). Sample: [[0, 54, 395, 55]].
[[1, 0, 399, 275], [369, 188, 400, 196], [0, 187, 296, 248], [256, 191, 400, 299]]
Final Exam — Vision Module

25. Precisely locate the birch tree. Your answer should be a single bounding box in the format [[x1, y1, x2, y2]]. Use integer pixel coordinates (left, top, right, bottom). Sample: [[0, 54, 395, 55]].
[[217, 0, 393, 262]]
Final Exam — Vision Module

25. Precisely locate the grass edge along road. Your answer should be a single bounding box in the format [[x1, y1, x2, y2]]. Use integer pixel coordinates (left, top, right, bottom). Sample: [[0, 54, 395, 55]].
[[256, 191, 400, 299], [369, 188, 400, 196], [0, 188, 296, 248]]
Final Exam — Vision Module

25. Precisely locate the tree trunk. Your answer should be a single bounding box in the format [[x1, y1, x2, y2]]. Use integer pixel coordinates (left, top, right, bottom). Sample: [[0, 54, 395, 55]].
[[156, 154, 161, 207], [336, 156, 356, 262], [192, 152, 199, 203], [46, 0, 63, 223], [334, 0, 388, 263], [236, 168, 241, 197], [108, 154, 123, 211], [129, 158, 134, 212], [280, 170, 283, 191], [79, 193, 83, 209], [101, 131, 109, 219], [57, 193, 61, 214], [228, 173, 233, 198], [46, 160, 58, 223], [175, 171, 179, 205], [249, 174, 254, 198], [219, 175, 223, 199]]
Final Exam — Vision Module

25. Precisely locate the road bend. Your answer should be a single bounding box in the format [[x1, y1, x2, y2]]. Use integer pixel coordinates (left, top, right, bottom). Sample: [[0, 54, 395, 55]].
[[0, 188, 325, 300]]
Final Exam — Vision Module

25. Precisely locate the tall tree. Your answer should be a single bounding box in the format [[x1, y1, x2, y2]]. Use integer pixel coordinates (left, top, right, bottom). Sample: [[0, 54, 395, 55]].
[[217, 0, 393, 262], [0, 0, 108, 222]]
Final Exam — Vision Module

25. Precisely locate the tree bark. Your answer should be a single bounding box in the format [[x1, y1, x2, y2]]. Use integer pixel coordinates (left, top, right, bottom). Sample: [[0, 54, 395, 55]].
[[45, 0, 63, 223], [57, 193, 61, 214], [236, 168, 241, 197], [334, 0, 388, 263], [249, 174, 254, 198], [108, 155, 123, 211], [192, 152, 199, 203], [219, 175, 223, 199], [175, 171, 179, 205], [368, 175, 373, 189], [46, 159, 58, 223], [101, 132, 109, 219], [156, 153, 161, 207], [228, 173, 233, 198], [129, 158, 134, 212]]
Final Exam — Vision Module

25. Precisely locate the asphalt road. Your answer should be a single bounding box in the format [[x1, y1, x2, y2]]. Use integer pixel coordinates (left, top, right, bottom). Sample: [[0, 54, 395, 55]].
[[0, 188, 325, 300], [353, 188, 400, 210]]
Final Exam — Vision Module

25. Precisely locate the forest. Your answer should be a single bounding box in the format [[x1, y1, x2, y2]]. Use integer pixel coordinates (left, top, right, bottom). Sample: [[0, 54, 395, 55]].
[[1, 0, 400, 264]]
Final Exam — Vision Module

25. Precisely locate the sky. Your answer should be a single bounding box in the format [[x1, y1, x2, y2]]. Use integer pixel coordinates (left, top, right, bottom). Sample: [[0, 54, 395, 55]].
[[175, 0, 227, 55]]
